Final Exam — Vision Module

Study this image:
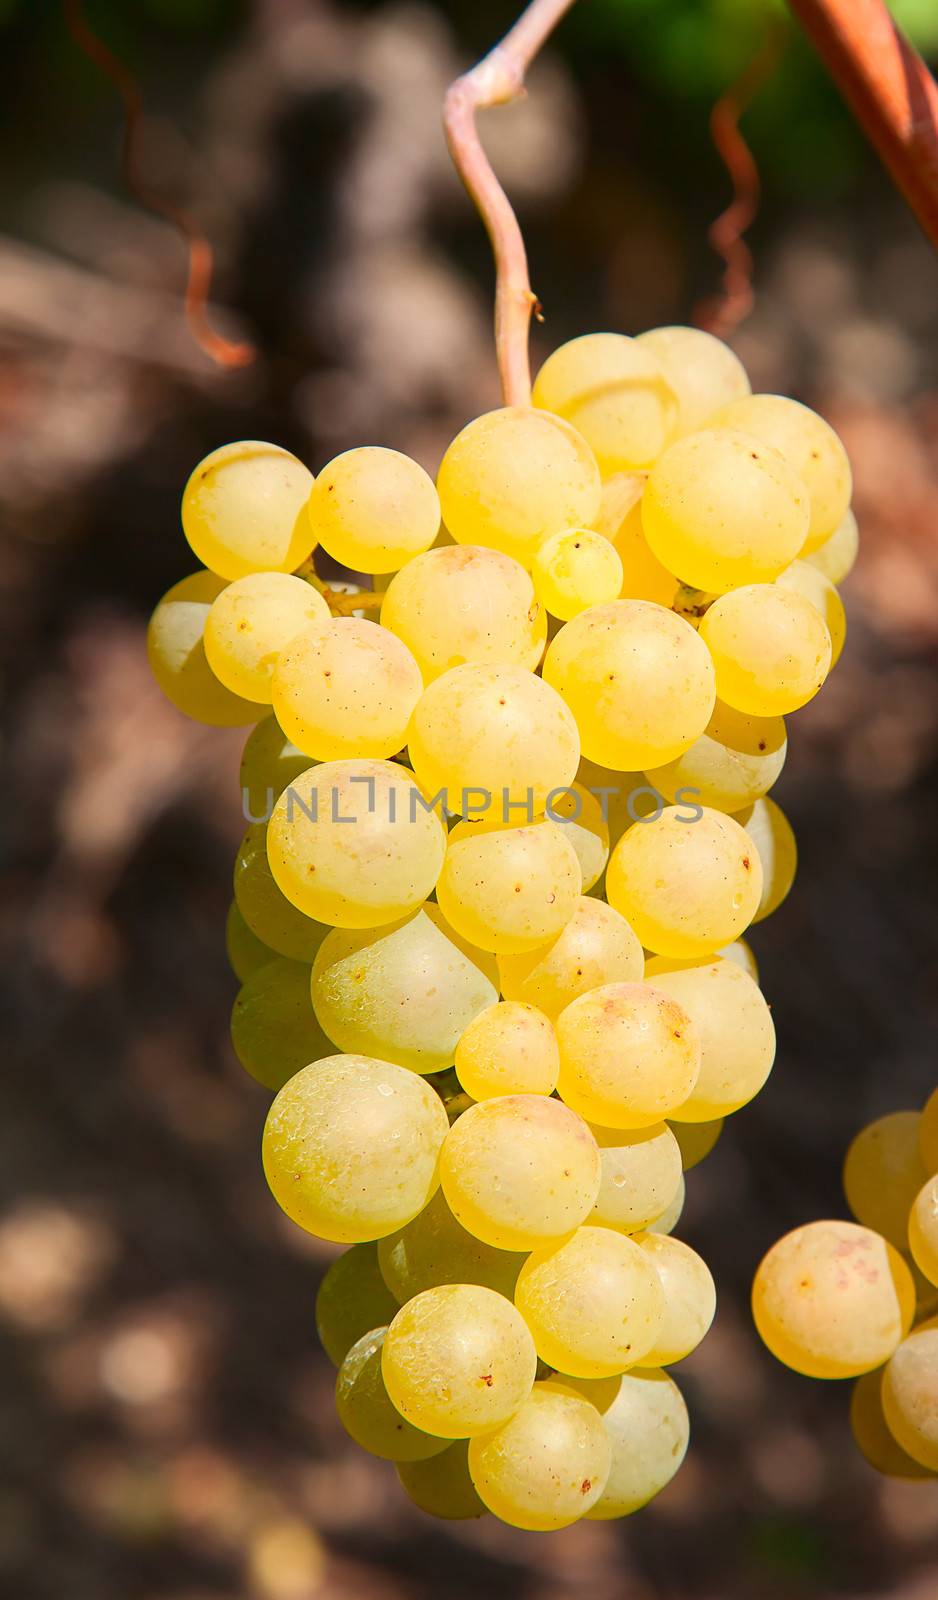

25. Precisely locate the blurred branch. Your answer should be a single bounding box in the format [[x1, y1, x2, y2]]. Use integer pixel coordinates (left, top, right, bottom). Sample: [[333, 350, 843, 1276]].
[[443, 0, 577, 406], [787, 0, 938, 252]]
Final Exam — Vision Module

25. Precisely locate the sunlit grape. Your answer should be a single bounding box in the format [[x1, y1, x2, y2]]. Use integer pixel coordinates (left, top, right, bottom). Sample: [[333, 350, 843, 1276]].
[[436, 817, 581, 955], [532, 528, 624, 620], [203, 572, 329, 703], [182, 441, 314, 579], [272, 618, 423, 762], [556, 982, 701, 1129], [497, 896, 644, 1018], [147, 571, 260, 726], [637, 325, 750, 433], [588, 1122, 683, 1234], [532, 332, 679, 473], [567, 1368, 690, 1518], [777, 560, 846, 666], [881, 1318, 938, 1471], [336, 1327, 449, 1461], [380, 544, 546, 682], [547, 781, 610, 892], [515, 1225, 665, 1377], [908, 1176, 938, 1287], [805, 508, 859, 586], [709, 393, 852, 551], [644, 956, 775, 1122], [699, 583, 832, 717], [636, 1233, 716, 1364], [606, 806, 762, 957], [308, 446, 440, 573], [645, 701, 786, 813], [467, 1381, 611, 1529], [734, 797, 797, 923], [455, 1001, 559, 1100]]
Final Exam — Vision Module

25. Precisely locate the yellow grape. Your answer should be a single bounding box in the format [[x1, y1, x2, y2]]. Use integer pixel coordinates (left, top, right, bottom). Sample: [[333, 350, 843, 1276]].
[[532, 332, 678, 473], [436, 817, 581, 955], [234, 823, 328, 962], [909, 1176, 938, 1287], [397, 1442, 488, 1520], [556, 982, 701, 1129], [881, 1319, 938, 1471], [606, 806, 763, 957], [636, 1234, 716, 1364], [225, 900, 275, 983], [718, 938, 759, 981], [267, 759, 446, 928], [378, 1186, 524, 1304], [381, 1283, 537, 1438], [591, 475, 678, 607], [850, 1369, 935, 1478], [272, 619, 423, 761], [805, 508, 859, 586], [467, 1380, 611, 1529], [843, 1110, 928, 1251], [315, 1243, 400, 1366], [571, 1368, 690, 1518], [589, 1122, 683, 1234], [497, 896, 644, 1019], [532, 528, 624, 621], [262, 1055, 449, 1242], [699, 583, 832, 717], [240, 715, 314, 820], [651, 1174, 686, 1236], [310, 905, 497, 1074], [637, 324, 750, 433], [182, 441, 314, 579], [455, 1001, 559, 1100], [642, 429, 810, 593], [751, 1220, 915, 1379], [576, 758, 663, 846], [230, 957, 335, 1092], [336, 1327, 448, 1461], [308, 446, 440, 573], [407, 662, 579, 818], [547, 781, 610, 892], [380, 544, 546, 682], [147, 571, 260, 726], [543, 600, 715, 770], [440, 1094, 601, 1251], [669, 1117, 724, 1171], [645, 701, 787, 813], [776, 559, 847, 666], [515, 1225, 665, 1377], [922, 1088, 938, 1175], [644, 956, 776, 1122], [709, 393, 852, 551], [203, 572, 329, 703], [437, 406, 601, 567], [735, 797, 797, 923]]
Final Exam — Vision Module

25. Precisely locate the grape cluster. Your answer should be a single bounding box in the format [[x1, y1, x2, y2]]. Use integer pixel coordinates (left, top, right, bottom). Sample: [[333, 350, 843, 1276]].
[[753, 1092, 938, 1480], [148, 325, 855, 1529]]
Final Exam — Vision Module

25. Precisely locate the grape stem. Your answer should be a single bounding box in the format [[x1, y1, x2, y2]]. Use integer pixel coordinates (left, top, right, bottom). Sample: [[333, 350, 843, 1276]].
[[444, 0, 578, 406]]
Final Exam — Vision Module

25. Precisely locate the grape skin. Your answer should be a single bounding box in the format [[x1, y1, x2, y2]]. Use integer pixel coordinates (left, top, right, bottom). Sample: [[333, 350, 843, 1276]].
[[497, 895, 644, 1018], [204, 571, 330, 703], [315, 1243, 400, 1367], [467, 1380, 612, 1530], [380, 543, 546, 682], [568, 1368, 690, 1518], [336, 1327, 449, 1461], [308, 446, 440, 574], [147, 571, 260, 727], [699, 584, 832, 717], [532, 333, 679, 474], [514, 1225, 666, 1378], [182, 441, 315, 579], [230, 956, 334, 1092]]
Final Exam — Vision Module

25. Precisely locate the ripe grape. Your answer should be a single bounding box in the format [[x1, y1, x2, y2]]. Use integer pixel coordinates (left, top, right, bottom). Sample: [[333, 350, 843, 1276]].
[[645, 701, 787, 813], [805, 508, 859, 586], [734, 797, 797, 923], [440, 1094, 601, 1251], [569, 1368, 690, 1518], [636, 1234, 716, 1364], [436, 817, 581, 954], [336, 1327, 449, 1461], [234, 823, 328, 962], [182, 441, 314, 578], [709, 393, 852, 551], [497, 895, 644, 1018], [147, 571, 260, 726], [644, 956, 776, 1121], [592, 474, 678, 607], [776, 559, 847, 666], [588, 1122, 683, 1234], [272, 618, 423, 761], [881, 1319, 938, 1471], [850, 1368, 935, 1478], [240, 715, 314, 820], [670, 1117, 724, 1171], [908, 1176, 938, 1287], [315, 1243, 400, 1366], [308, 446, 440, 573], [636, 324, 750, 433], [225, 900, 274, 983], [230, 957, 335, 1092], [718, 939, 759, 980], [397, 1442, 488, 1519], [699, 583, 832, 716], [380, 544, 546, 682], [377, 1186, 524, 1304], [547, 781, 610, 892], [532, 528, 624, 620], [262, 1055, 449, 1242], [515, 1225, 665, 1377], [652, 1175, 686, 1235], [381, 1283, 537, 1438], [455, 1001, 559, 1099], [843, 1111, 928, 1251], [467, 1380, 611, 1529], [532, 332, 678, 473], [203, 572, 329, 703], [555, 981, 701, 1129]]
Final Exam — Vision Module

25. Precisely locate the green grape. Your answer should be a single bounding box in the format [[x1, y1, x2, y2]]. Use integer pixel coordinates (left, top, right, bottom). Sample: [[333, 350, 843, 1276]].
[[311, 905, 497, 1074], [556, 982, 701, 1129], [315, 1243, 400, 1366], [436, 817, 581, 955], [532, 333, 678, 473], [455, 1001, 559, 1099], [805, 508, 859, 586], [378, 1186, 524, 1304], [380, 544, 546, 683], [592, 477, 678, 607], [203, 572, 329, 703], [381, 1283, 537, 1438], [234, 823, 328, 962], [637, 325, 750, 434], [497, 896, 644, 1019], [752, 1220, 915, 1379], [272, 618, 423, 762], [230, 956, 334, 1092], [922, 1088, 938, 1175], [734, 797, 797, 923], [225, 900, 275, 983], [669, 1117, 724, 1171], [843, 1110, 928, 1250], [543, 600, 715, 771], [636, 1234, 716, 1365], [606, 807, 763, 958], [336, 1327, 449, 1461], [468, 1380, 611, 1529], [515, 1226, 665, 1378], [182, 441, 314, 579], [436, 406, 602, 568], [881, 1319, 938, 1471], [407, 662, 579, 818], [709, 393, 852, 552], [547, 782, 609, 892], [589, 1122, 683, 1234], [308, 446, 440, 573], [147, 571, 260, 726], [908, 1176, 938, 1287], [645, 701, 787, 813], [642, 429, 810, 593], [267, 759, 446, 928], [240, 715, 314, 821], [262, 1055, 449, 1243], [644, 956, 776, 1122], [440, 1094, 601, 1251], [397, 1441, 487, 1519], [850, 1369, 935, 1478], [699, 584, 832, 717], [776, 559, 847, 666], [650, 1174, 685, 1235], [569, 1368, 690, 1518], [532, 528, 624, 621], [717, 938, 759, 981]]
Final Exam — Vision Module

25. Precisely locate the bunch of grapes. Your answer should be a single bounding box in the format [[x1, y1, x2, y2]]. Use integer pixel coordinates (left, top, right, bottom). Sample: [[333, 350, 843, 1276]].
[[148, 325, 855, 1529], [753, 1091, 938, 1481]]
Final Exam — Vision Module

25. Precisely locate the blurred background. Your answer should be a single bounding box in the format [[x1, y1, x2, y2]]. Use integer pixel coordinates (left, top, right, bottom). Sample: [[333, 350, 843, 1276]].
[[3, 1, 938, 1596]]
